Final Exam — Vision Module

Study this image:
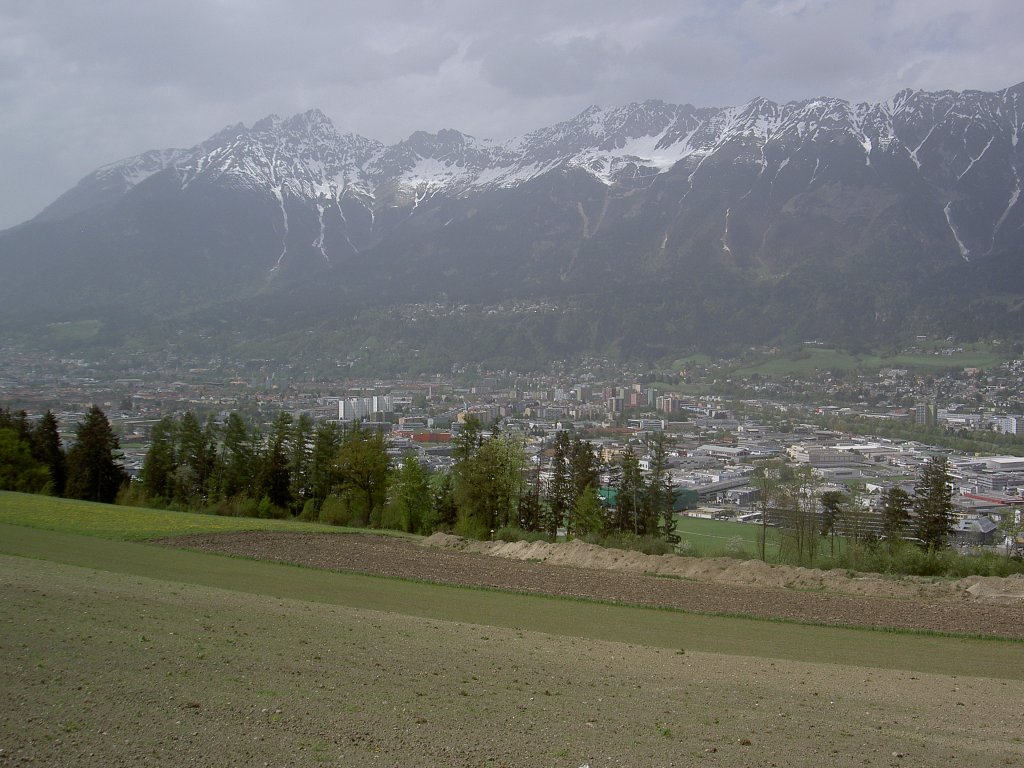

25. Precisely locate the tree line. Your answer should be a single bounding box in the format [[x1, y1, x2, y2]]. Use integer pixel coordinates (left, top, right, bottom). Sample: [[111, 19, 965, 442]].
[[1, 405, 126, 503], [754, 455, 957, 568], [2, 405, 681, 545]]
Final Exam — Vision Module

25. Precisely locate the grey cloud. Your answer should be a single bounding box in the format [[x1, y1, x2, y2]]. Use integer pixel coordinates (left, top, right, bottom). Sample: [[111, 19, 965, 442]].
[[475, 35, 618, 98]]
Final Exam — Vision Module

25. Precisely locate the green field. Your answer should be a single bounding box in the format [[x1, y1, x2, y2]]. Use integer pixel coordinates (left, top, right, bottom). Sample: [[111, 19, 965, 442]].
[[674, 514, 766, 556], [732, 344, 1007, 377], [0, 490, 369, 541]]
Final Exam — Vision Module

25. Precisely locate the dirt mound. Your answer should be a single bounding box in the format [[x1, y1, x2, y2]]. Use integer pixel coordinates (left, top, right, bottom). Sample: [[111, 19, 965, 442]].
[[422, 534, 1024, 603], [963, 574, 1024, 603]]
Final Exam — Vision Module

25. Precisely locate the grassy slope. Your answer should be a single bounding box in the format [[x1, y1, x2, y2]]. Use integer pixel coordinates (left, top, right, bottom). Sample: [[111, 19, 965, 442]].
[[0, 490, 374, 540]]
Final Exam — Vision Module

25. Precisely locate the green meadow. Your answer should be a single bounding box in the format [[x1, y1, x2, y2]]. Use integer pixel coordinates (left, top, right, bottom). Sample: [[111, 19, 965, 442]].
[[0, 490, 361, 540], [732, 344, 1007, 377], [674, 514, 765, 556]]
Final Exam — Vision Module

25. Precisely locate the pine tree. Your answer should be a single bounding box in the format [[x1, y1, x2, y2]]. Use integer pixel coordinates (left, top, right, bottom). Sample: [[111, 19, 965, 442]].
[[881, 486, 911, 548], [217, 413, 254, 500], [140, 415, 177, 502], [818, 490, 846, 556], [259, 412, 294, 511], [30, 410, 66, 496], [570, 483, 606, 538], [545, 432, 572, 536], [644, 433, 676, 541], [308, 420, 342, 510], [913, 456, 953, 549], [65, 405, 127, 504], [289, 413, 314, 511], [613, 447, 644, 534]]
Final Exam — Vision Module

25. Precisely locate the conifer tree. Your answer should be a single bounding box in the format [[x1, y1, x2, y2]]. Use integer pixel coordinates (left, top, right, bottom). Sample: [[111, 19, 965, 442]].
[[65, 405, 127, 504], [30, 410, 66, 496], [140, 415, 177, 502], [913, 456, 953, 549], [217, 413, 254, 500], [259, 412, 294, 511], [818, 490, 846, 556], [545, 432, 572, 535], [570, 483, 605, 538], [431, 472, 458, 531], [517, 462, 544, 533], [308, 420, 342, 510], [289, 413, 314, 510], [881, 486, 911, 549], [644, 433, 676, 541], [613, 447, 644, 534]]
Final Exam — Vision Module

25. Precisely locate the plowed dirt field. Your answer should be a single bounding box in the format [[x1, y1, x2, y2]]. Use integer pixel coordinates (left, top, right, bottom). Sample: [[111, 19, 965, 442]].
[[165, 532, 1024, 639]]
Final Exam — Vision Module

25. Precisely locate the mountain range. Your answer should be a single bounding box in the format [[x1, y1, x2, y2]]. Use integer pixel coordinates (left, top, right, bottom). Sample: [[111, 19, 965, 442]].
[[2, 82, 1023, 370]]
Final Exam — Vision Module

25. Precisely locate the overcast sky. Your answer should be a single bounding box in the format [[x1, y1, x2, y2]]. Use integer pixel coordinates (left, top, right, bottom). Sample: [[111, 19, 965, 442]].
[[2, 0, 1022, 230]]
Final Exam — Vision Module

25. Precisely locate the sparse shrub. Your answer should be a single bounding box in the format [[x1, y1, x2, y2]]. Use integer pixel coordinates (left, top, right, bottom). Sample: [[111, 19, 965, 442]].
[[298, 498, 318, 522], [724, 536, 747, 558], [813, 539, 1024, 578], [210, 495, 260, 518], [379, 501, 404, 531], [318, 495, 353, 527], [583, 531, 674, 556], [453, 513, 490, 541], [256, 495, 288, 520], [493, 526, 554, 543]]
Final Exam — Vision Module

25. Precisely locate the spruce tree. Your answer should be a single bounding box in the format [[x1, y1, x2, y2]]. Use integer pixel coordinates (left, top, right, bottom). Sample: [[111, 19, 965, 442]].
[[65, 405, 127, 504], [881, 486, 911, 548], [140, 415, 177, 502], [218, 413, 254, 500], [613, 447, 644, 534], [289, 413, 314, 510], [31, 410, 66, 496], [308, 420, 342, 510], [259, 412, 294, 511], [818, 490, 846, 556], [913, 456, 954, 550], [545, 432, 572, 536], [644, 433, 676, 541]]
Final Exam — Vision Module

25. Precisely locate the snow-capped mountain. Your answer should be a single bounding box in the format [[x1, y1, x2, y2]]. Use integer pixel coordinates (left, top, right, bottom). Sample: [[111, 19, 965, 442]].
[[3, 82, 1024, 361]]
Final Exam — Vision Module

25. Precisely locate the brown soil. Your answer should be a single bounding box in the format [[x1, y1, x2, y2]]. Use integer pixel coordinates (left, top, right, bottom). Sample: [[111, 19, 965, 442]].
[[164, 532, 1024, 639], [6, 555, 1023, 768]]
